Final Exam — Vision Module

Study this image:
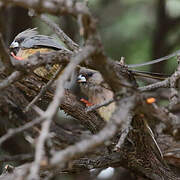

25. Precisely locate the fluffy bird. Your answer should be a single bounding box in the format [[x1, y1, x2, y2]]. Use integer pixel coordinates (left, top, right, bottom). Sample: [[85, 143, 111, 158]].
[[77, 68, 163, 160], [77, 68, 116, 121], [9, 28, 69, 80]]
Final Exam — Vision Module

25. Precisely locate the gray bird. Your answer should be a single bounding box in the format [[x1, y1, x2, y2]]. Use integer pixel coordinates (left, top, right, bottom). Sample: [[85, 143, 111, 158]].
[[9, 28, 69, 80], [10, 28, 68, 59]]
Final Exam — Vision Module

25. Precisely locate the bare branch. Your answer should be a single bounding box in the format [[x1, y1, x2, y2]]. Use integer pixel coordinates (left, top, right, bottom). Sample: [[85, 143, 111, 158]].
[[0, 116, 44, 146], [11, 49, 72, 71], [138, 79, 170, 92], [0, 33, 13, 73], [0, 154, 33, 162], [40, 14, 79, 51], [169, 55, 180, 109], [0, 71, 22, 90], [28, 45, 96, 179], [50, 95, 136, 167], [25, 66, 62, 112], [86, 98, 114, 112]]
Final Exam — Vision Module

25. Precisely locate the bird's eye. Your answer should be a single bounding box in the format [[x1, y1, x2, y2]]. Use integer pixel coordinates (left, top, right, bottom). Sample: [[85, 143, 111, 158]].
[[87, 72, 93, 77], [10, 41, 19, 49]]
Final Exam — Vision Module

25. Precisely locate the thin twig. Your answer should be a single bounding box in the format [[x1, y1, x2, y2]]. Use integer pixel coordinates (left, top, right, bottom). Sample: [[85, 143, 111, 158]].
[[114, 116, 132, 150], [169, 55, 180, 109], [27, 45, 95, 180], [40, 14, 79, 51], [50, 95, 136, 166], [128, 49, 180, 68], [27, 117, 52, 180], [0, 71, 22, 90], [25, 66, 62, 112], [0, 116, 45, 146], [138, 78, 170, 92], [0, 33, 13, 73], [86, 98, 114, 112], [0, 154, 33, 162]]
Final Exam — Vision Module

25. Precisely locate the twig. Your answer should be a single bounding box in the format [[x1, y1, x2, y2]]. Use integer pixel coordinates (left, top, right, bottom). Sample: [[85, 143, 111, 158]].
[[138, 78, 170, 92], [50, 95, 136, 167], [114, 116, 132, 150], [128, 49, 180, 68], [0, 116, 45, 146], [27, 117, 52, 180], [86, 98, 114, 112], [27, 45, 95, 180], [0, 71, 22, 90], [40, 14, 79, 51], [169, 73, 180, 109], [25, 66, 62, 112], [44, 45, 95, 119], [0, 154, 33, 162], [11, 49, 72, 71], [169, 55, 180, 109], [0, 33, 13, 73]]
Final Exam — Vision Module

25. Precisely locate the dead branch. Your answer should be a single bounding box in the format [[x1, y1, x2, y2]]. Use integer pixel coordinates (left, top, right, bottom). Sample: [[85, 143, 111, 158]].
[[0, 0, 179, 180]]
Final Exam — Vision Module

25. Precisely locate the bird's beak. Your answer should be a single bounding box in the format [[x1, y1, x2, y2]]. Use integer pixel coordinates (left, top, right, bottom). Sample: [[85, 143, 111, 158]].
[[10, 41, 19, 49], [77, 74, 86, 83]]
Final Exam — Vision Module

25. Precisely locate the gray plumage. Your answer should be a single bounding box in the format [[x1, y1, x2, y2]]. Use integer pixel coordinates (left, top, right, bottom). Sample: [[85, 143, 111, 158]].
[[14, 28, 38, 40], [21, 35, 67, 50], [11, 28, 68, 51]]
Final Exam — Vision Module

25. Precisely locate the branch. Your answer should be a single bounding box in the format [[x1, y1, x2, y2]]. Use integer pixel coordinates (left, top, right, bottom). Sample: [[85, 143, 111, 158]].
[[0, 33, 13, 73], [86, 98, 114, 112], [40, 14, 79, 51], [169, 56, 180, 109], [25, 66, 62, 112], [0, 71, 22, 90], [28, 45, 96, 179], [0, 116, 44, 146], [2, 0, 86, 16], [138, 78, 170, 92], [0, 154, 33, 162], [11, 49, 72, 71], [50, 95, 136, 167]]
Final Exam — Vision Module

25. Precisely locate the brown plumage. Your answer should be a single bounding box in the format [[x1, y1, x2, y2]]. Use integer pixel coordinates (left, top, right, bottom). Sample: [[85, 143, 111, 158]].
[[77, 68, 116, 121]]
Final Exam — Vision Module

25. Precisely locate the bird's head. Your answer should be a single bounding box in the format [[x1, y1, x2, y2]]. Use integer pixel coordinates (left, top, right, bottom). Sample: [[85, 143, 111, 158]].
[[9, 28, 38, 55], [77, 68, 103, 86], [77, 68, 106, 98]]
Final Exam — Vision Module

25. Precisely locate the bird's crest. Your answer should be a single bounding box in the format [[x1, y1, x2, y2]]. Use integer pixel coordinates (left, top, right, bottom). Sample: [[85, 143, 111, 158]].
[[14, 28, 38, 41]]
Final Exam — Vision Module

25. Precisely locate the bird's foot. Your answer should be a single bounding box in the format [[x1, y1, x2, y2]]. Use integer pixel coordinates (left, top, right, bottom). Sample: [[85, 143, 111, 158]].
[[80, 98, 93, 107], [11, 52, 24, 60]]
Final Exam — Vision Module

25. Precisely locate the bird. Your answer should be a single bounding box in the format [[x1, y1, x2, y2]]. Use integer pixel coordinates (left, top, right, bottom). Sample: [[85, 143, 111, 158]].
[[77, 68, 164, 163], [9, 28, 70, 80], [77, 68, 116, 121]]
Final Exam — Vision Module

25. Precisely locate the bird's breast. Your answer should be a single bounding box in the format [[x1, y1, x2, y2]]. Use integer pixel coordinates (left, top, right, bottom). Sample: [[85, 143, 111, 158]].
[[16, 48, 61, 80]]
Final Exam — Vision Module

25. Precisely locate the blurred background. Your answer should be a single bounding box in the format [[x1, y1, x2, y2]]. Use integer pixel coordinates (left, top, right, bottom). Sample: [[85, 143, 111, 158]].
[[0, 0, 180, 179], [1, 0, 180, 74]]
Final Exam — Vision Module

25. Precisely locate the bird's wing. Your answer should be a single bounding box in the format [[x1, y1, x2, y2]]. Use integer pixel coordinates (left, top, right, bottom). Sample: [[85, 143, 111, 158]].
[[21, 35, 68, 51]]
